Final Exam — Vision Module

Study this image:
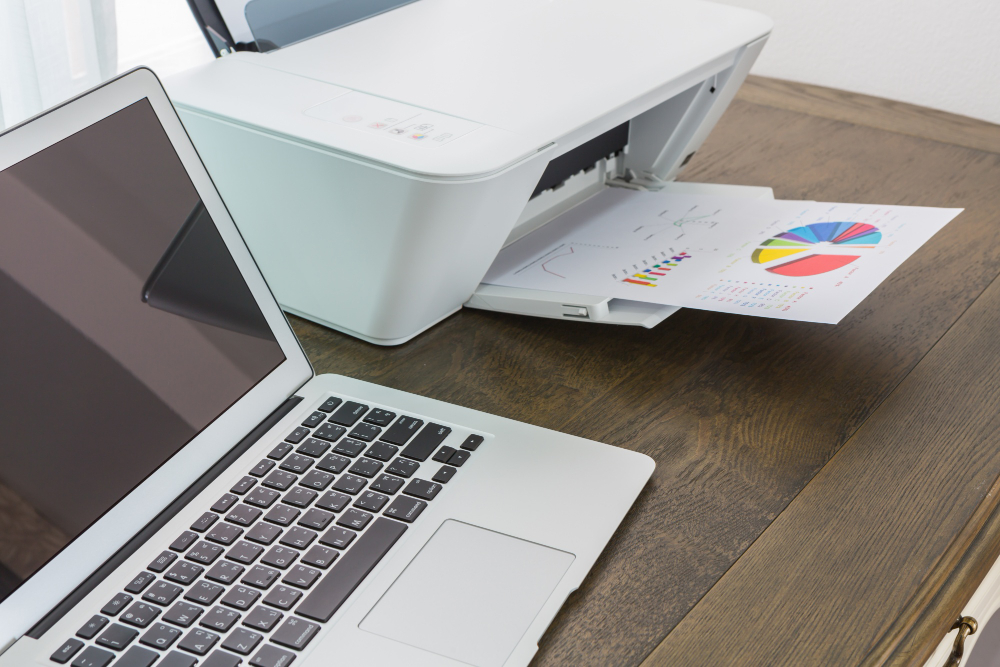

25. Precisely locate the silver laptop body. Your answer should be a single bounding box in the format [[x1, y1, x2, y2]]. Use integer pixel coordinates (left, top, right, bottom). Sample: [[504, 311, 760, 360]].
[[0, 69, 653, 667]]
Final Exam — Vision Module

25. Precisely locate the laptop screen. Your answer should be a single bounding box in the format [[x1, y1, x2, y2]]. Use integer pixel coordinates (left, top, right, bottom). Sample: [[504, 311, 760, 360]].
[[0, 99, 286, 603]]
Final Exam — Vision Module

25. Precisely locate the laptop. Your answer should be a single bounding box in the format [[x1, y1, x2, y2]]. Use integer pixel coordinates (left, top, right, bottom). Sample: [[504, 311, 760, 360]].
[[0, 68, 653, 667]]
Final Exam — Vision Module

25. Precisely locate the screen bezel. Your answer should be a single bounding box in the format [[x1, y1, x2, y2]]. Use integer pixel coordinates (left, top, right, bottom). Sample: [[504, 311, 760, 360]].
[[0, 68, 314, 645]]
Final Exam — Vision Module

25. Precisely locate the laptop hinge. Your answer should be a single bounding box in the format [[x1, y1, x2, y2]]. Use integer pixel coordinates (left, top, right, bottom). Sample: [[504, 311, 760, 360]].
[[25, 394, 304, 640]]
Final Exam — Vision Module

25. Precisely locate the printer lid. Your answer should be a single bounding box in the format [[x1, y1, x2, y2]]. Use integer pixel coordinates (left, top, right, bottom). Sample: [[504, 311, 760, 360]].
[[172, 0, 771, 179]]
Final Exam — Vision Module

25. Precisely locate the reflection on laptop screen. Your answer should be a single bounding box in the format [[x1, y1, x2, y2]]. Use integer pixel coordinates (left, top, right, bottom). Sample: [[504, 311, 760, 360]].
[[0, 99, 286, 602]]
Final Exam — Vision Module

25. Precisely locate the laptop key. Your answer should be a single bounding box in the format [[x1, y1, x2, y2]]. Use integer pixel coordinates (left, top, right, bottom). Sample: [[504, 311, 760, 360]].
[[143, 581, 184, 606], [165, 561, 205, 585], [246, 522, 282, 545], [297, 518, 408, 623], [316, 453, 350, 473], [301, 411, 326, 428], [349, 457, 383, 478], [348, 423, 381, 442], [280, 526, 317, 549], [262, 585, 301, 611], [262, 545, 299, 569], [280, 453, 314, 474], [328, 401, 368, 427], [220, 585, 260, 611], [69, 646, 114, 667], [299, 469, 334, 491], [283, 486, 318, 507], [250, 459, 276, 477], [227, 540, 264, 564], [210, 494, 239, 514], [333, 438, 366, 457], [158, 651, 198, 667], [162, 601, 203, 628], [298, 508, 334, 530], [267, 442, 292, 460], [170, 532, 198, 554], [200, 606, 241, 632], [114, 646, 158, 667], [282, 565, 321, 589], [187, 541, 225, 564], [76, 615, 109, 639], [381, 416, 424, 445], [264, 504, 299, 526], [205, 560, 245, 584], [120, 602, 160, 628], [245, 486, 281, 508], [249, 644, 296, 667], [364, 441, 398, 462], [383, 496, 427, 523], [400, 424, 452, 462], [140, 622, 182, 650], [191, 512, 219, 533], [332, 473, 367, 495], [336, 508, 373, 531], [432, 446, 456, 463], [364, 409, 396, 427], [301, 545, 339, 569], [315, 490, 351, 512], [231, 476, 257, 495], [447, 450, 471, 467], [385, 458, 419, 478], [223, 627, 264, 655], [319, 527, 356, 549], [313, 423, 346, 443], [263, 470, 297, 491], [243, 606, 283, 632], [370, 474, 404, 495], [432, 465, 457, 484], [51, 638, 84, 664], [296, 438, 331, 458], [317, 397, 342, 413], [242, 565, 281, 589], [125, 571, 156, 594], [403, 478, 441, 501], [206, 522, 243, 545], [101, 592, 134, 616], [354, 492, 389, 513], [184, 580, 225, 605], [227, 504, 263, 527], [285, 427, 310, 444], [178, 628, 219, 656], [272, 617, 320, 650], [460, 434, 485, 451]]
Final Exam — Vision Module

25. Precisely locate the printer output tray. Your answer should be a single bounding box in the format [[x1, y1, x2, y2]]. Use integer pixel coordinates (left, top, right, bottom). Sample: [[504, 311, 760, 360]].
[[465, 182, 774, 328]]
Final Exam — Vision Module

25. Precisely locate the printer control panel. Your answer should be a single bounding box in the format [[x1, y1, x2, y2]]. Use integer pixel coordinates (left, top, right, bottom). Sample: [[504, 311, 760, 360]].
[[305, 92, 482, 147]]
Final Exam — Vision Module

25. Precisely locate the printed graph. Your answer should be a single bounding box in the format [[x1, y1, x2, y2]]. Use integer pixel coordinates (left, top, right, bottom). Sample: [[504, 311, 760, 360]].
[[621, 252, 692, 286], [633, 206, 722, 242], [751, 222, 881, 277]]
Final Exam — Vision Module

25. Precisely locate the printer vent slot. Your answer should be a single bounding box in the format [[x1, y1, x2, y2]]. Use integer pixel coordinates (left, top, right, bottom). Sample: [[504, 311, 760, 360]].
[[530, 122, 629, 199]]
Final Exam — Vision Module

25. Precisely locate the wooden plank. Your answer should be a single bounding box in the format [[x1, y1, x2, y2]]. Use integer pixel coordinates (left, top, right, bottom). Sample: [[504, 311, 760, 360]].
[[291, 97, 1000, 666], [642, 270, 1000, 666], [738, 75, 1000, 155]]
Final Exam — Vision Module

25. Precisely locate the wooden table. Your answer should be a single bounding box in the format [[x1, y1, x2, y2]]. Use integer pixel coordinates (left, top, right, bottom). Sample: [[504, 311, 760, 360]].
[[290, 76, 1000, 666]]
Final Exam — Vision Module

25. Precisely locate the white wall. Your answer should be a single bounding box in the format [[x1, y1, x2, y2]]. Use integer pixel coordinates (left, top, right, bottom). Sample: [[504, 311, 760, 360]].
[[718, 0, 1000, 125]]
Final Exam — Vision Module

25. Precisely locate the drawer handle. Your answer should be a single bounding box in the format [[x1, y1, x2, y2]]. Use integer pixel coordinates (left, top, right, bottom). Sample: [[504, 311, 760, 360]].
[[944, 616, 979, 667]]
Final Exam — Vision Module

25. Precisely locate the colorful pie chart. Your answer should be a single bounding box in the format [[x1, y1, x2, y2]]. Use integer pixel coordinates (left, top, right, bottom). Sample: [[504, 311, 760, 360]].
[[751, 222, 881, 277]]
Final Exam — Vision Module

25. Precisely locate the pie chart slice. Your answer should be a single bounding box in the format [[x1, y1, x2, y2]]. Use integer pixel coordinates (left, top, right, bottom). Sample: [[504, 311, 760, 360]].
[[765, 253, 860, 277], [753, 222, 880, 276]]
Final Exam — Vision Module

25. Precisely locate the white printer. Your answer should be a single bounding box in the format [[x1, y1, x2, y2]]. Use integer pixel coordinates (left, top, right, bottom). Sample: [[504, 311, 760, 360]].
[[169, 0, 773, 345]]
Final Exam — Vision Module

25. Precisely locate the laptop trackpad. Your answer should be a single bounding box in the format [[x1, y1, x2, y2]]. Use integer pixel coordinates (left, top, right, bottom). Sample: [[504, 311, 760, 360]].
[[360, 520, 575, 667]]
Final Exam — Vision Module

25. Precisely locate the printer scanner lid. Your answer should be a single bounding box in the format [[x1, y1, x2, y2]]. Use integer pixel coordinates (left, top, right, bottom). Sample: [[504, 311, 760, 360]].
[[170, 0, 771, 179]]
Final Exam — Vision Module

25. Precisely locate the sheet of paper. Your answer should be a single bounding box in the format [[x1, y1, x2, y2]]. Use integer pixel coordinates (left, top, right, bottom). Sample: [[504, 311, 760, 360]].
[[482, 189, 962, 323]]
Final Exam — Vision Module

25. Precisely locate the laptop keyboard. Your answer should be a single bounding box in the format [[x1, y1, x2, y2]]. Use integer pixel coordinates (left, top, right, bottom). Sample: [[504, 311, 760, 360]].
[[50, 396, 484, 667]]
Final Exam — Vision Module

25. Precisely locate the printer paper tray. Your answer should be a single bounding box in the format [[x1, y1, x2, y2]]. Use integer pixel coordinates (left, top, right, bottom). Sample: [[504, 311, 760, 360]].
[[465, 182, 774, 328]]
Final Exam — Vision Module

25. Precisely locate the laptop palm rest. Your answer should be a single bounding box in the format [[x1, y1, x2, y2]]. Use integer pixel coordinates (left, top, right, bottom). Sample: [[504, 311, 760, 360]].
[[360, 520, 575, 667]]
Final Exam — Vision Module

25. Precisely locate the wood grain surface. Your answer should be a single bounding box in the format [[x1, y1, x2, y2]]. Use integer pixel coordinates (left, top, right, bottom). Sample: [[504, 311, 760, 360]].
[[289, 80, 1000, 666]]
